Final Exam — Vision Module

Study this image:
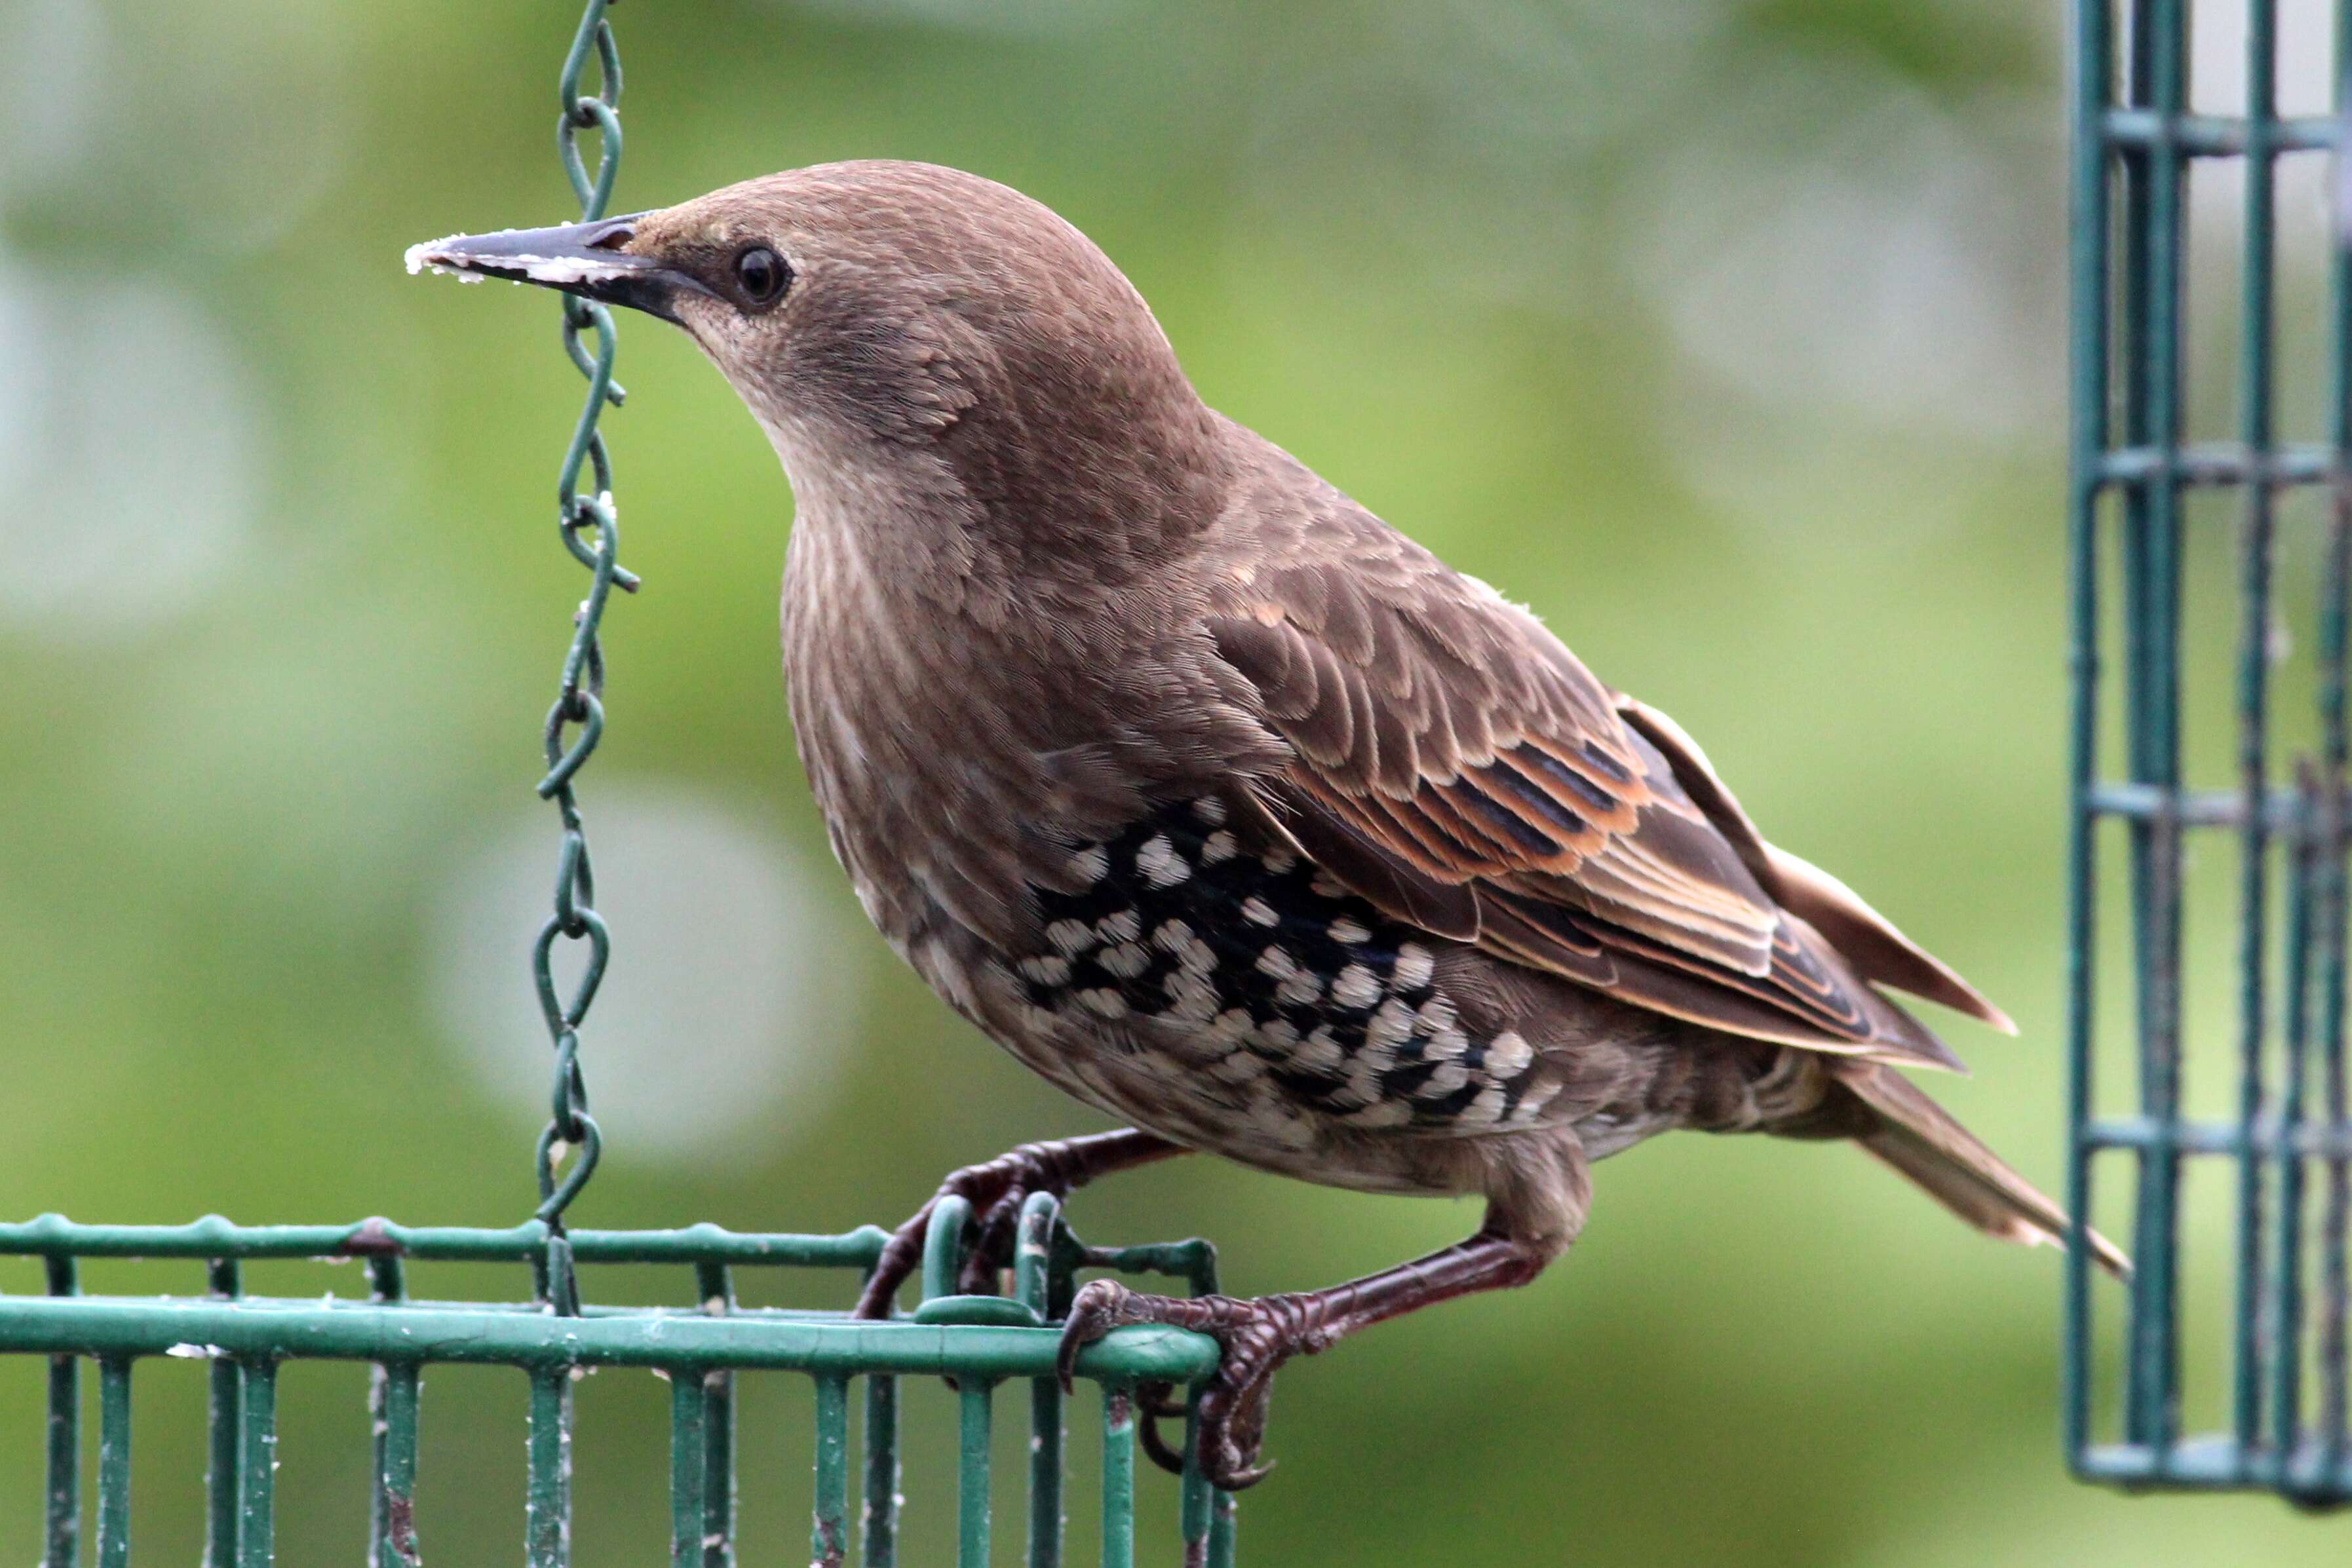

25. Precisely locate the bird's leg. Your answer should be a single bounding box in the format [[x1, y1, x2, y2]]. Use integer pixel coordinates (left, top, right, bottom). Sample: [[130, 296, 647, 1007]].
[[1056, 1212, 1559, 1490], [853, 1128, 1183, 1318]]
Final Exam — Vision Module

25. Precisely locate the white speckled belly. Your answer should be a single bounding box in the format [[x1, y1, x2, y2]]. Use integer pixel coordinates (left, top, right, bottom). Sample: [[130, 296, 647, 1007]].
[[988, 797, 1564, 1185]]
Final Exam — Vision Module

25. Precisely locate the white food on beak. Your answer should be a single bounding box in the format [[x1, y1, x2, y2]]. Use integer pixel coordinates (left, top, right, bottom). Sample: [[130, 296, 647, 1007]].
[[402, 231, 644, 288]]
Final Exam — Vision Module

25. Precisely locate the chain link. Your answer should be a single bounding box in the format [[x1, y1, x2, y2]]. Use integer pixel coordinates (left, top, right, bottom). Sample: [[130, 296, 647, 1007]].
[[531, 0, 636, 1318]]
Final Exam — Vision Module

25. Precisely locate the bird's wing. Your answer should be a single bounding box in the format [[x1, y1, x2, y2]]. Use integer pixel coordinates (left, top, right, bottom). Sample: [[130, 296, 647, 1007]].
[[1203, 488, 2007, 1071]]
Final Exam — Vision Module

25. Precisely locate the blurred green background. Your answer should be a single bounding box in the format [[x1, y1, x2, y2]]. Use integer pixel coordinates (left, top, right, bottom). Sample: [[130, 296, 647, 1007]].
[[5, 0, 2349, 1561]]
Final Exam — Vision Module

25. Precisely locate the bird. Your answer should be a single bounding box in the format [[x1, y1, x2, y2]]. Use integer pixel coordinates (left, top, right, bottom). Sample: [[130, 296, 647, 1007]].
[[410, 160, 2127, 1491]]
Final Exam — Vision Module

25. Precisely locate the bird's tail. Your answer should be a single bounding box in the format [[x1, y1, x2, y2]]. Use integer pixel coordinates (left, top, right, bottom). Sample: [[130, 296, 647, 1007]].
[[1837, 1061, 2130, 1278]]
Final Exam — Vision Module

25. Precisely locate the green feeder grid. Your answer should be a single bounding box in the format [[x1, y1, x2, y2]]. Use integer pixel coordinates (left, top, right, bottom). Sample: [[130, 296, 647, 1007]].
[[0, 2, 1238, 1562], [2067, 0, 2352, 1504], [0, 1205, 1237, 1567]]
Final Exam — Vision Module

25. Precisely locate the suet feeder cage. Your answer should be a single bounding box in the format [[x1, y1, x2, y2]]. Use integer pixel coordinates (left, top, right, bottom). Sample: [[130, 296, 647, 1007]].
[[2067, 0, 2352, 1508]]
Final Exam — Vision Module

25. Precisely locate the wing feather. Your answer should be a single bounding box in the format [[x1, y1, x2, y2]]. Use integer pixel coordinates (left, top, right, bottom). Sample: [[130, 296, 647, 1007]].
[[1205, 476, 2003, 1071], [1615, 694, 2015, 1033]]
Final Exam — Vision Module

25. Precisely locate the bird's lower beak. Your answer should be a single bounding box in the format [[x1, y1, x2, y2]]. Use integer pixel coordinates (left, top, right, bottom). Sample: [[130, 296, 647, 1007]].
[[404, 214, 697, 323]]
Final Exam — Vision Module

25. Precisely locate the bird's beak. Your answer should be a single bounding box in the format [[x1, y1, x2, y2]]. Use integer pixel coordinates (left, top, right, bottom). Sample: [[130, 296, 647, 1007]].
[[404, 213, 701, 323]]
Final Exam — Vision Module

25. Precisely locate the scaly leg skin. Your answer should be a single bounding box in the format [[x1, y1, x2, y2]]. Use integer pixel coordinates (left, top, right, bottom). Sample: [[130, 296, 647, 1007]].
[[853, 1128, 1182, 1318], [1055, 1211, 1566, 1491]]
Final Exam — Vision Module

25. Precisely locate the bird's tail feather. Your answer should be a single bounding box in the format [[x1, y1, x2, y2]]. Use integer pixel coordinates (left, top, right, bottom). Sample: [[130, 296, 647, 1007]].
[[1838, 1062, 2130, 1278]]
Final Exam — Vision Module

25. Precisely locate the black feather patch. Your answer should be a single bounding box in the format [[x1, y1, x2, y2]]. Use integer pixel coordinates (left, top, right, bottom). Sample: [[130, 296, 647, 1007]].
[[1014, 798, 1549, 1130]]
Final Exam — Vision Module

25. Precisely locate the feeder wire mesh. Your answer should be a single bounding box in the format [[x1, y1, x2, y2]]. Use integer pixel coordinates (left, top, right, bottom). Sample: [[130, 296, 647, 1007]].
[[2067, 0, 2352, 1505]]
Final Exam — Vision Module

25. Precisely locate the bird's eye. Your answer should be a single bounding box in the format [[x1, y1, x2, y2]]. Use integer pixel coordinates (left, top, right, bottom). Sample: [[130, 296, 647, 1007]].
[[734, 245, 790, 307]]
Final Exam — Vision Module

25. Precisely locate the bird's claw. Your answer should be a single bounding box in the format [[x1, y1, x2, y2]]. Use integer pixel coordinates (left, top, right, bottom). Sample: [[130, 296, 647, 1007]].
[[1134, 1382, 1191, 1478], [854, 1141, 1092, 1319], [1055, 1278, 1311, 1491]]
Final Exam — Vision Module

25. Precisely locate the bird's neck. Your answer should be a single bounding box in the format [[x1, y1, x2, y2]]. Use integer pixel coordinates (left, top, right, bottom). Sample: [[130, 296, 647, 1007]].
[[769, 440, 1226, 960], [765, 391, 1233, 643], [768, 404, 1290, 964]]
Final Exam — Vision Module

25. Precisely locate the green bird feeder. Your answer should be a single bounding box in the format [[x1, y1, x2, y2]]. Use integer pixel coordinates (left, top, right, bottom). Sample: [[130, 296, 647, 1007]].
[[2066, 0, 2352, 1508]]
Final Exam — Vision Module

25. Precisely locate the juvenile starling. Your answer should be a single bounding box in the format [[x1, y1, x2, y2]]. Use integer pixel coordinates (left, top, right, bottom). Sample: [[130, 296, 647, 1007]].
[[410, 162, 2125, 1489]]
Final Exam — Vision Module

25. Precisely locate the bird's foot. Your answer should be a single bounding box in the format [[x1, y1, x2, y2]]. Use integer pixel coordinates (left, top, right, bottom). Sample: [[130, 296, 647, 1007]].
[[1056, 1280, 1338, 1491], [854, 1132, 1172, 1318]]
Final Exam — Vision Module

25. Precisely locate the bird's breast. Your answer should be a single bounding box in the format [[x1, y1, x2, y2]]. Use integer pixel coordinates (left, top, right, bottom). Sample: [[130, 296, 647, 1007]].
[[776, 510, 1579, 1181]]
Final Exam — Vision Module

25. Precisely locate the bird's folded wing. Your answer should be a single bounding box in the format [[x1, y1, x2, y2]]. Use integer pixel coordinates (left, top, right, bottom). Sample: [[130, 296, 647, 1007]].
[[1204, 508, 2003, 1071]]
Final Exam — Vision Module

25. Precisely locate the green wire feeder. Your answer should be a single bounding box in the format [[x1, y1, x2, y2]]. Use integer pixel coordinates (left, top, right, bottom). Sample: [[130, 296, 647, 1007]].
[[0, 1204, 1239, 1567], [2066, 0, 2352, 1509]]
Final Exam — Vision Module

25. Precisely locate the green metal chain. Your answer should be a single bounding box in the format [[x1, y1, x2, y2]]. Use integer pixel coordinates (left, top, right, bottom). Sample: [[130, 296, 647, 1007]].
[[531, 0, 637, 1319]]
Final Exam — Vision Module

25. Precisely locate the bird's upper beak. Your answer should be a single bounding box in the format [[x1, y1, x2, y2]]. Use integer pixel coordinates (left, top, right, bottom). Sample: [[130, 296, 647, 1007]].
[[404, 213, 699, 322]]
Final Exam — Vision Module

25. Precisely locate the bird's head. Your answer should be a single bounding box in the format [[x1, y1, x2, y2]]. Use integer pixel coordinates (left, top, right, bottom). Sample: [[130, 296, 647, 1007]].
[[409, 161, 1225, 556]]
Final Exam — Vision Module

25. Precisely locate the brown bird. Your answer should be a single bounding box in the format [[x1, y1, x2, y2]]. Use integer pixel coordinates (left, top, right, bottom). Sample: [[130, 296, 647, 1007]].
[[411, 161, 2126, 1489]]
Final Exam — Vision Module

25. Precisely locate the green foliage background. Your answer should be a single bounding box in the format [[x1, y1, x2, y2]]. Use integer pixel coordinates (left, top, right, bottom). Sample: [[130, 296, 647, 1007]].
[[2, 0, 2344, 1561]]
